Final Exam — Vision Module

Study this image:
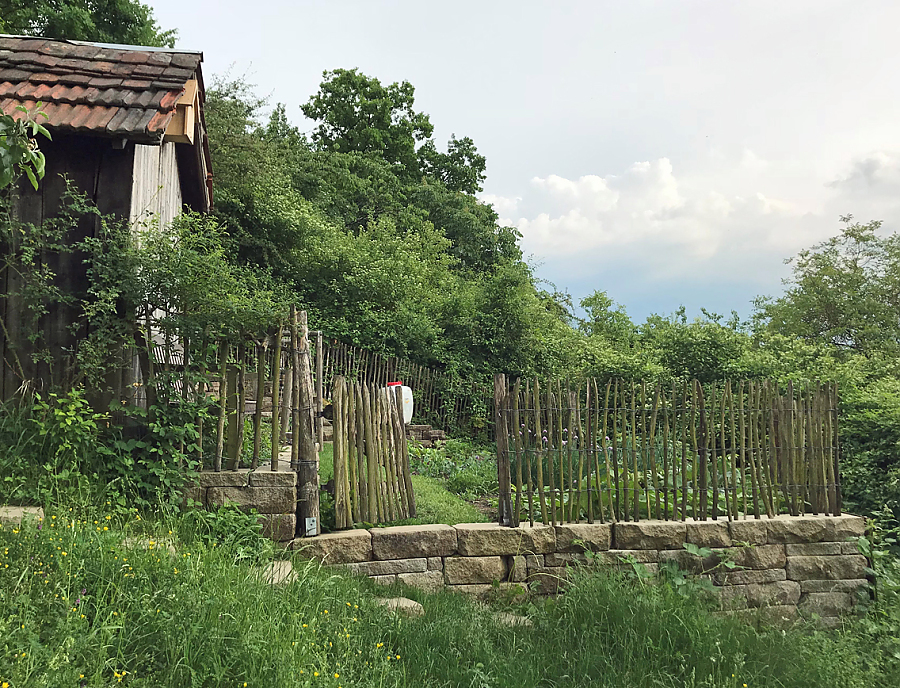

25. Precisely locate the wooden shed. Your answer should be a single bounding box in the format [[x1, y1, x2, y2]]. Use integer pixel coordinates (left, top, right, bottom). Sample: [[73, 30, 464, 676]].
[[0, 35, 212, 401]]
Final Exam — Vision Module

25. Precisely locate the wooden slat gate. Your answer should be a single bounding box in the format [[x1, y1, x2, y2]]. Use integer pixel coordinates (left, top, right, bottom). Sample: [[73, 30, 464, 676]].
[[331, 376, 416, 528]]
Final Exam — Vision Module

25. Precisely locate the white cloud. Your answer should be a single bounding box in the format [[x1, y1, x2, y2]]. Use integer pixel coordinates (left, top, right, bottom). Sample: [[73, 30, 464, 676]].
[[479, 193, 521, 217], [829, 152, 900, 196], [497, 158, 812, 287]]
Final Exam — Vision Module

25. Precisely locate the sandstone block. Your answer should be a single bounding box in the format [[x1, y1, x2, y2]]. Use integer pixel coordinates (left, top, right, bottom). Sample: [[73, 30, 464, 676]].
[[841, 541, 862, 555], [724, 545, 786, 570], [600, 549, 659, 564], [746, 580, 800, 607], [725, 605, 799, 628], [509, 555, 528, 582], [399, 571, 445, 592], [256, 560, 297, 585], [526, 566, 569, 594], [524, 554, 544, 569], [207, 486, 295, 514], [294, 529, 372, 564], [800, 578, 870, 594], [718, 585, 749, 610], [375, 597, 423, 616], [658, 548, 712, 574], [786, 555, 867, 581], [614, 521, 686, 550], [493, 612, 532, 627], [447, 584, 493, 598], [196, 470, 249, 488], [0, 505, 44, 527], [455, 523, 555, 556], [685, 519, 732, 548], [554, 523, 612, 552], [249, 468, 297, 487], [785, 542, 842, 556], [427, 557, 443, 571], [799, 592, 854, 617], [766, 515, 829, 544], [179, 485, 204, 509], [372, 575, 397, 586], [259, 513, 296, 541], [348, 558, 427, 576], [371, 524, 457, 560], [825, 515, 866, 542], [444, 556, 505, 584], [713, 568, 786, 586], [544, 552, 590, 567], [729, 519, 768, 545]]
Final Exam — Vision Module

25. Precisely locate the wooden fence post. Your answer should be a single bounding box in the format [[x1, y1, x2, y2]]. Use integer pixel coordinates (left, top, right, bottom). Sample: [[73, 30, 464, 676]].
[[296, 310, 320, 536], [316, 331, 324, 449], [270, 324, 283, 471], [495, 373, 513, 526]]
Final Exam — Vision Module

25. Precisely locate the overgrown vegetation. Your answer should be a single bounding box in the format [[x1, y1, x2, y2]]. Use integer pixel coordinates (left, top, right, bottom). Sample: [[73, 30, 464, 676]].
[[3, 510, 898, 688]]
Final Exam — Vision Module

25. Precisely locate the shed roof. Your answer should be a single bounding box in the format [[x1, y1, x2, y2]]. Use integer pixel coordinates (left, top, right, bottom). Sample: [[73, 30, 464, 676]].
[[0, 35, 203, 144]]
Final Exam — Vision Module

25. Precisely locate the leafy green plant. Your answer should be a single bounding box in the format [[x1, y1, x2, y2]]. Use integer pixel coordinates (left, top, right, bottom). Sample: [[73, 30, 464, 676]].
[[0, 102, 50, 190], [179, 501, 272, 563], [408, 439, 497, 499]]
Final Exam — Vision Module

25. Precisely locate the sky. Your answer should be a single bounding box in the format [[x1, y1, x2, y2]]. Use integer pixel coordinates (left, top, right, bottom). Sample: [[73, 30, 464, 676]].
[[151, 0, 900, 322]]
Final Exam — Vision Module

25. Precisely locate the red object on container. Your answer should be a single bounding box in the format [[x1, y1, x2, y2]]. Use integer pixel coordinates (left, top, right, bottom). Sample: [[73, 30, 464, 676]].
[[386, 381, 403, 387]]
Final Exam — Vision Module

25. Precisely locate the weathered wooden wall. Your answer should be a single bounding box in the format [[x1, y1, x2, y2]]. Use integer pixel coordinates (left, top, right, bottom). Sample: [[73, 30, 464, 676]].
[[130, 142, 183, 231], [1, 134, 136, 401]]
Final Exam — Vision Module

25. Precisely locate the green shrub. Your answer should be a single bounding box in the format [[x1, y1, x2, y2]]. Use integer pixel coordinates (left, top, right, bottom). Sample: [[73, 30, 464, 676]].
[[409, 439, 497, 499]]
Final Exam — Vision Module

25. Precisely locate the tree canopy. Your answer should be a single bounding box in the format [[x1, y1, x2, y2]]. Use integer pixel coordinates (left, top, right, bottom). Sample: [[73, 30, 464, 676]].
[[0, 0, 176, 47]]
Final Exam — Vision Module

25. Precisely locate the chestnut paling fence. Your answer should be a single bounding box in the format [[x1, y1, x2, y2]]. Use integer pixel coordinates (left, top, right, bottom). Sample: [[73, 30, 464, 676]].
[[320, 339, 491, 435], [330, 376, 416, 528], [493, 375, 842, 527]]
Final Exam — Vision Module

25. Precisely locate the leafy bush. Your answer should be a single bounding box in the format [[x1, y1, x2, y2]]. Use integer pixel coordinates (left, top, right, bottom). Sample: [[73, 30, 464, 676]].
[[0, 389, 196, 509], [408, 439, 497, 499]]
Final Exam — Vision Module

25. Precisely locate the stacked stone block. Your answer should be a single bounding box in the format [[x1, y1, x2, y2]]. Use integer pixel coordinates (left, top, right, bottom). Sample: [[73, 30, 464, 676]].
[[187, 468, 297, 543], [294, 514, 869, 627]]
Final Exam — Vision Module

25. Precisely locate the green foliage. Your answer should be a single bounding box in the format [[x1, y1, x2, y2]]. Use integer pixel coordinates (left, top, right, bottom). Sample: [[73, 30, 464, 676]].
[[0, 389, 191, 508], [756, 216, 900, 357], [302, 68, 434, 180], [206, 75, 558, 387], [403, 474, 488, 525], [179, 502, 272, 563], [0, 103, 50, 190], [0, 509, 402, 687], [417, 134, 487, 194], [0, 0, 177, 47], [408, 439, 497, 499]]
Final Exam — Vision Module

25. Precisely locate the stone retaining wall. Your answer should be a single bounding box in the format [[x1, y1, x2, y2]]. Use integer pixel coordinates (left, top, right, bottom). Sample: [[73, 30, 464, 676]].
[[187, 468, 297, 542], [295, 515, 870, 627]]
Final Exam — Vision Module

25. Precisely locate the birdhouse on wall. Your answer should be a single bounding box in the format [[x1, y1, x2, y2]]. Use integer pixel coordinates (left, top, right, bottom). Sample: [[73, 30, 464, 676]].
[[164, 79, 199, 144]]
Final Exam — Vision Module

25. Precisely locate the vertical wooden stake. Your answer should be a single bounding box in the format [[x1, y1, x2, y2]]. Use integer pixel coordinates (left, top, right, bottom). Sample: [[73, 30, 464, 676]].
[[214, 340, 228, 472], [296, 310, 320, 535], [270, 325, 283, 471], [251, 339, 266, 469], [316, 331, 324, 450], [495, 374, 513, 526]]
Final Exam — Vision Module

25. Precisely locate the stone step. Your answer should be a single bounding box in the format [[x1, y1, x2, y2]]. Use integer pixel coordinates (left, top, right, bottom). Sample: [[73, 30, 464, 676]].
[[0, 506, 43, 527]]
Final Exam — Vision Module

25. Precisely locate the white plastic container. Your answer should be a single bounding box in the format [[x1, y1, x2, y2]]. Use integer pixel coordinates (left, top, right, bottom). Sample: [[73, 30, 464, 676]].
[[387, 382, 414, 424]]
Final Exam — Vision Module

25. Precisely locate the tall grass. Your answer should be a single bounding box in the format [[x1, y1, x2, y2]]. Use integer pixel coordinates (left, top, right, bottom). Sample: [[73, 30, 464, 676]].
[[2, 506, 895, 687]]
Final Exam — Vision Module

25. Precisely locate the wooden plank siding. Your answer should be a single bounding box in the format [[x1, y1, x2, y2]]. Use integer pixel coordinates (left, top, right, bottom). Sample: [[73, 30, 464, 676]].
[[1, 134, 187, 403], [130, 142, 183, 233]]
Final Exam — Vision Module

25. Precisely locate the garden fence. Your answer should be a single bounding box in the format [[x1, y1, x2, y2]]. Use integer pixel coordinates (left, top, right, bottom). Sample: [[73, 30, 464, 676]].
[[320, 339, 491, 435], [330, 376, 416, 528], [493, 374, 841, 527]]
